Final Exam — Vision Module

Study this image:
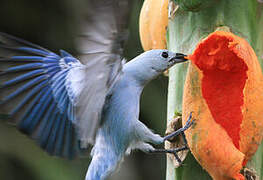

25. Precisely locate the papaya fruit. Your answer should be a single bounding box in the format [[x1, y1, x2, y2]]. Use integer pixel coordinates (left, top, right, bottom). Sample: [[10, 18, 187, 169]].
[[183, 31, 263, 180], [139, 0, 168, 51]]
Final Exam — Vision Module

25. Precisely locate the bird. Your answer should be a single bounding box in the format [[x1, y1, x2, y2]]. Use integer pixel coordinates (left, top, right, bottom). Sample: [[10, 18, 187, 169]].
[[0, 0, 193, 179]]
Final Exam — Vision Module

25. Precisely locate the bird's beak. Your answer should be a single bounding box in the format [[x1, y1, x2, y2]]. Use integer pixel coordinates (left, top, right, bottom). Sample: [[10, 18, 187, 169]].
[[169, 53, 188, 64]]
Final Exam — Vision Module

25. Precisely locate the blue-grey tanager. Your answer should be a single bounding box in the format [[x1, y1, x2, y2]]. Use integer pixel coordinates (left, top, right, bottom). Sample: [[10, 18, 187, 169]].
[[0, 0, 193, 179]]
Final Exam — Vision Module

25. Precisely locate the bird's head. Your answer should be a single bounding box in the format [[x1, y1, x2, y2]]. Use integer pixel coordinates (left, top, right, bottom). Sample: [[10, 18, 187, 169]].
[[139, 49, 188, 73], [124, 49, 188, 85]]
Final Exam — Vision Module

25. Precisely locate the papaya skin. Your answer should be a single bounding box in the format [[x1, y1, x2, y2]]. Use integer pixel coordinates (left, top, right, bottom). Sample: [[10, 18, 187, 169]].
[[139, 0, 168, 51], [182, 31, 263, 180]]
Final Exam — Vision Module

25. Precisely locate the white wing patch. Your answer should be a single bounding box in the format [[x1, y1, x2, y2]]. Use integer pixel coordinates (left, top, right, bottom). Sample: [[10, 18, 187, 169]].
[[65, 64, 86, 106]]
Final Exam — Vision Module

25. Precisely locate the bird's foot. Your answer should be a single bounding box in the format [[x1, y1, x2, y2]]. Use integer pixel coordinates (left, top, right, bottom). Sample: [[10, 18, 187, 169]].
[[147, 112, 194, 165], [149, 112, 194, 165], [148, 146, 189, 165], [163, 112, 194, 142]]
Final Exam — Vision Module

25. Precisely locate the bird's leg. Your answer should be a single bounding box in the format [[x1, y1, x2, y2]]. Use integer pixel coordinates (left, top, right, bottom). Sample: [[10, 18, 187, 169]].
[[163, 112, 194, 142], [134, 113, 194, 164], [148, 131, 190, 165], [180, 131, 188, 147], [133, 112, 193, 145], [147, 113, 194, 164]]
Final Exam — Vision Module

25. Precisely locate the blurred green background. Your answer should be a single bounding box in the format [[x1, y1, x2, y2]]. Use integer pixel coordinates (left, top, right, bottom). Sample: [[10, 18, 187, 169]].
[[0, 0, 169, 179]]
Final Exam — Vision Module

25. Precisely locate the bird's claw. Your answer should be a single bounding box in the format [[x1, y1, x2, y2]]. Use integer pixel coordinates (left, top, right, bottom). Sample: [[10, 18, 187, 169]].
[[149, 112, 194, 165], [163, 112, 195, 142], [183, 112, 195, 130], [148, 146, 189, 165], [163, 112, 194, 164], [168, 146, 189, 164]]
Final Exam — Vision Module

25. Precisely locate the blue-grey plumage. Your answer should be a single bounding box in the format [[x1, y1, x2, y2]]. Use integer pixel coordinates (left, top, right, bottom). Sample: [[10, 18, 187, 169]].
[[86, 50, 187, 180]]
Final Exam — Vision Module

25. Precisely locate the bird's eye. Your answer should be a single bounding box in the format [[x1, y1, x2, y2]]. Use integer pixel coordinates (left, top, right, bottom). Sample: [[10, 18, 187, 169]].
[[161, 52, 169, 58]]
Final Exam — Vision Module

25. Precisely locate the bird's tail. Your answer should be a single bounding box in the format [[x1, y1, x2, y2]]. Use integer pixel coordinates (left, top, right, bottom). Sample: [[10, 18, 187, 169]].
[[85, 152, 122, 180]]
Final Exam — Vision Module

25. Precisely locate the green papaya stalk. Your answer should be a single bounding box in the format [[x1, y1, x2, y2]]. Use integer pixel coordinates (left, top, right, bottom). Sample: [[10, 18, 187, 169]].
[[166, 1, 263, 179]]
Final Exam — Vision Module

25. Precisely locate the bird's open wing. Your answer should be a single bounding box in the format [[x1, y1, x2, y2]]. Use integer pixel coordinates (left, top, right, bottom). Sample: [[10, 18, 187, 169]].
[[0, 32, 83, 158], [74, 0, 131, 147], [0, 0, 131, 158]]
